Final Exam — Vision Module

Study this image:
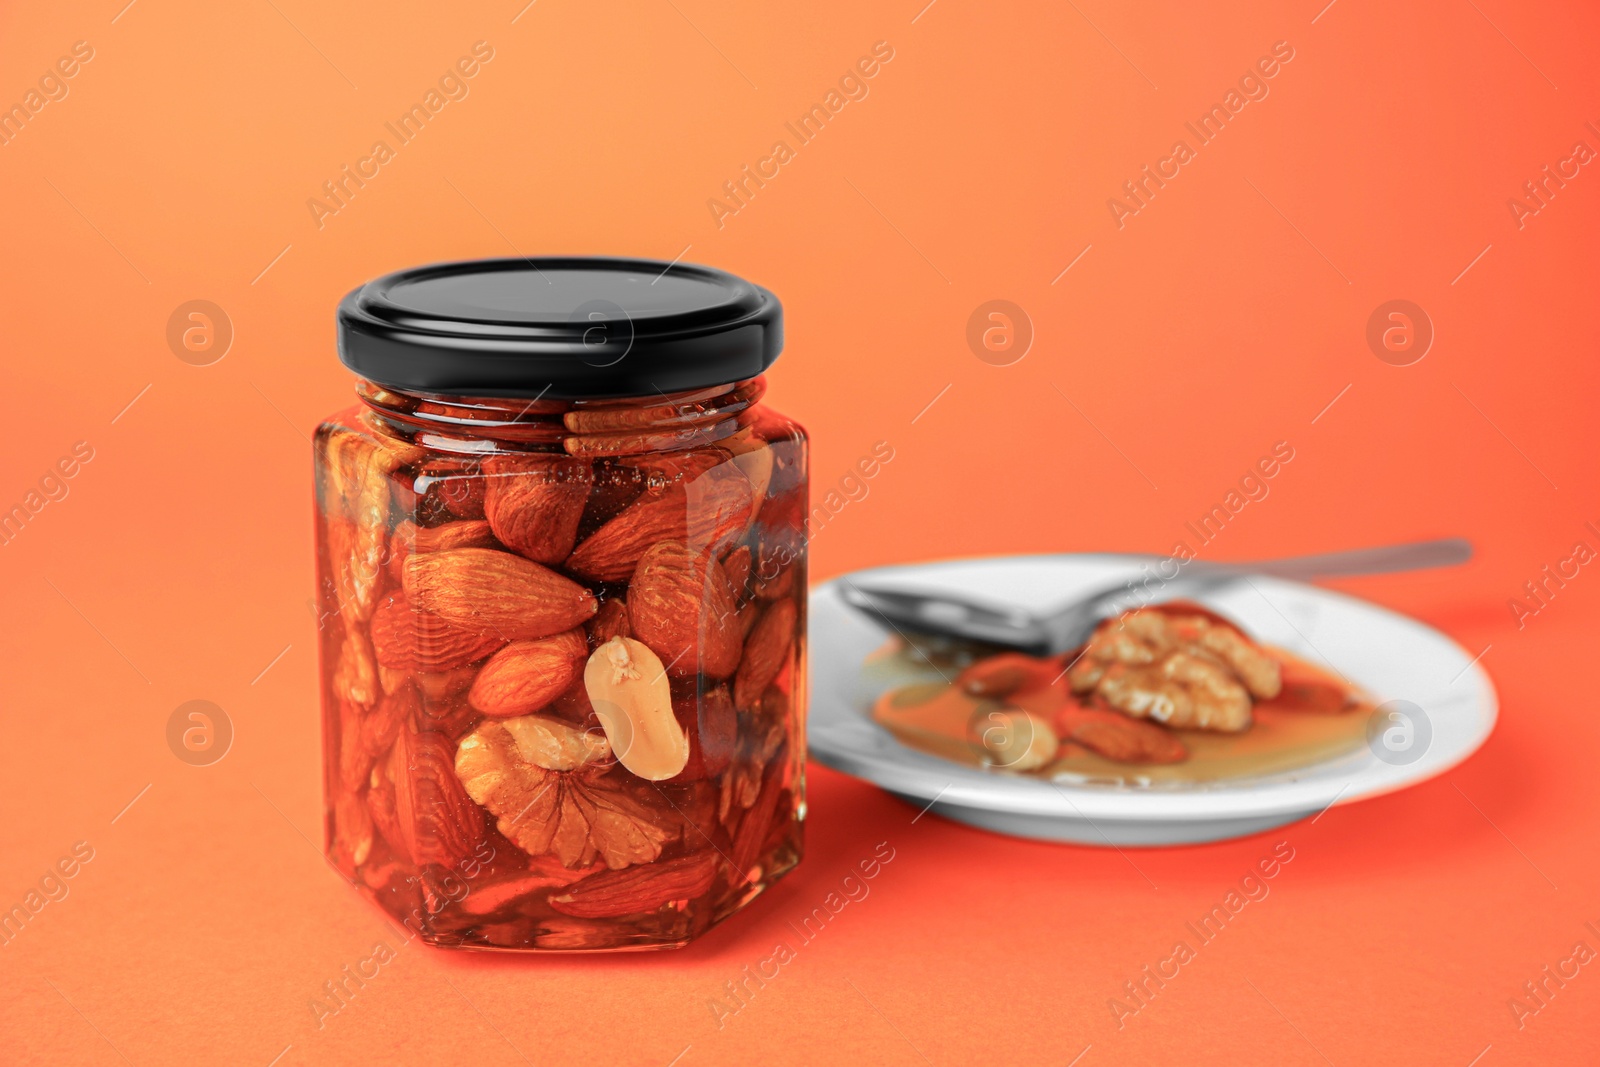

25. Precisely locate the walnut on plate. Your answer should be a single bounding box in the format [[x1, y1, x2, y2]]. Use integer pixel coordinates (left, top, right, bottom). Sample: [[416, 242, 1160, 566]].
[[1068, 607, 1281, 732]]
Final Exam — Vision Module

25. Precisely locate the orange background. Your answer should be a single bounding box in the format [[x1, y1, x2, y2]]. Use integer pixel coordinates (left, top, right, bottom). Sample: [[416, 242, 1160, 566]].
[[2, 0, 1598, 1063]]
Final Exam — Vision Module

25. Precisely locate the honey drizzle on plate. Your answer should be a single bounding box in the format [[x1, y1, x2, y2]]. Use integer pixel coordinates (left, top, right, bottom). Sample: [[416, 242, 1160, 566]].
[[868, 642, 1373, 786]]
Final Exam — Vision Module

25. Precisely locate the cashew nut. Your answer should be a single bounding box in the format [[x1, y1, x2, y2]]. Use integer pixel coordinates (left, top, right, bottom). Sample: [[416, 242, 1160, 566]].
[[970, 706, 1060, 771], [583, 636, 689, 781]]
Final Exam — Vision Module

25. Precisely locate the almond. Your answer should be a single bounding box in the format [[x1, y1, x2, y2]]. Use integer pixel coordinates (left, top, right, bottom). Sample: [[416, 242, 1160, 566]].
[[729, 756, 788, 886], [404, 547, 598, 640], [319, 430, 417, 624], [469, 629, 591, 717], [334, 623, 380, 708], [683, 458, 756, 553], [363, 679, 417, 758], [671, 684, 737, 781], [722, 545, 753, 598], [338, 699, 371, 792], [628, 542, 742, 679], [483, 454, 593, 564], [332, 791, 374, 871], [391, 723, 488, 867], [1054, 703, 1187, 764], [547, 852, 719, 918], [957, 653, 1063, 699], [734, 599, 797, 710], [723, 429, 775, 518], [589, 597, 631, 644], [387, 519, 496, 584], [566, 457, 753, 581], [754, 561, 796, 602], [458, 866, 598, 917], [370, 593, 506, 672], [565, 492, 687, 583]]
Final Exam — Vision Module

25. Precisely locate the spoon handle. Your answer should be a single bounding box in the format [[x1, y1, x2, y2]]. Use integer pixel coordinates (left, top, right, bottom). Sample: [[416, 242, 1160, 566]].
[[840, 538, 1475, 656], [1232, 537, 1473, 580]]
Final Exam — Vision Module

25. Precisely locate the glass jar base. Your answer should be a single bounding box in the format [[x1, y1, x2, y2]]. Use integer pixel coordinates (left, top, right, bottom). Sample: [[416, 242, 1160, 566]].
[[364, 840, 802, 953]]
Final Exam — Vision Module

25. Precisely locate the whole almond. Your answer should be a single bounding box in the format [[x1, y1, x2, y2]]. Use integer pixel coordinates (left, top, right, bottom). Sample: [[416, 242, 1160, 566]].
[[547, 852, 718, 918], [721, 545, 753, 598], [363, 679, 417, 758], [671, 684, 737, 781], [334, 623, 380, 708], [338, 699, 371, 792], [483, 454, 593, 564], [734, 599, 797, 710], [469, 629, 591, 717], [387, 519, 496, 584], [390, 723, 488, 867], [370, 592, 506, 672], [319, 431, 418, 625], [566, 456, 752, 582], [723, 429, 775, 518], [683, 460, 755, 552], [404, 547, 597, 640], [729, 756, 788, 886], [754, 561, 797, 602], [628, 541, 741, 679], [1054, 704, 1187, 764], [565, 492, 687, 583]]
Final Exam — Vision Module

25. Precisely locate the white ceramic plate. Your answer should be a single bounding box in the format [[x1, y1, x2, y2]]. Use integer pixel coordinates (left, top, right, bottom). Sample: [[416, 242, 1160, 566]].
[[807, 554, 1496, 846]]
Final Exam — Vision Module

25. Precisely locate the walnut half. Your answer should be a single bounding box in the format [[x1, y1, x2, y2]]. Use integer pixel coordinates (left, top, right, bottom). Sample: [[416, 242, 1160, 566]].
[[455, 715, 675, 869], [1068, 608, 1281, 732]]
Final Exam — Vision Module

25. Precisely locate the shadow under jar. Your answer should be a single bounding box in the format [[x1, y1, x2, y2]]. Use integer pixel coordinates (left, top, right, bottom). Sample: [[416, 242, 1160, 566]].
[[313, 258, 807, 951]]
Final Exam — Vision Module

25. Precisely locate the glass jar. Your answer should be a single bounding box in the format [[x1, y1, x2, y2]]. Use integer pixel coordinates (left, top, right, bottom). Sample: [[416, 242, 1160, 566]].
[[313, 258, 807, 951]]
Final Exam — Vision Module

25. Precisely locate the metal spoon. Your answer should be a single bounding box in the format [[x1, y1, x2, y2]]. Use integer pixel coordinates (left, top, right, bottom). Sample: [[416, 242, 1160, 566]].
[[837, 538, 1473, 656]]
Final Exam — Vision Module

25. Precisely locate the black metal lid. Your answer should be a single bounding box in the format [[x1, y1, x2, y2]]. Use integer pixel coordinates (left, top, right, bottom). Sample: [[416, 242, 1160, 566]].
[[336, 256, 783, 399]]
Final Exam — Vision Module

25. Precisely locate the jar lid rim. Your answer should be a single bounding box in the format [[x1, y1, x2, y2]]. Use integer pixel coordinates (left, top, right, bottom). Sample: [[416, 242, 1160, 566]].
[[337, 256, 783, 399]]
